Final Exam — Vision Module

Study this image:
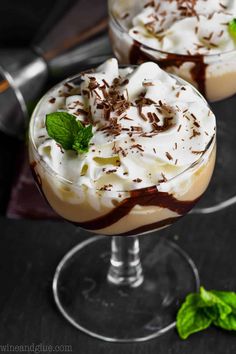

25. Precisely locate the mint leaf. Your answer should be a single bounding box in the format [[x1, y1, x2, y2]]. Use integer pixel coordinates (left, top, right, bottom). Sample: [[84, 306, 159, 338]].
[[211, 290, 236, 312], [72, 124, 93, 153], [200, 287, 232, 320], [211, 291, 236, 331], [46, 112, 93, 153], [176, 294, 212, 340], [46, 112, 81, 150], [214, 313, 236, 331], [229, 19, 236, 40], [176, 287, 236, 340]]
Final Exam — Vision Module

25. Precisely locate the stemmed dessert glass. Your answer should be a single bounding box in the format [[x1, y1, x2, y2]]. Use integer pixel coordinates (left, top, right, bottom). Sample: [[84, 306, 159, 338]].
[[29, 72, 216, 342], [108, 0, 236, 214]]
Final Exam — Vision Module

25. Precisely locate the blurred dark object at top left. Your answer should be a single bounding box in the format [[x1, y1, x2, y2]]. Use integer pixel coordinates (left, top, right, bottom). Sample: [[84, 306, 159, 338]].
[[0, 0, 75, 47], [0, 0, 110, 139]]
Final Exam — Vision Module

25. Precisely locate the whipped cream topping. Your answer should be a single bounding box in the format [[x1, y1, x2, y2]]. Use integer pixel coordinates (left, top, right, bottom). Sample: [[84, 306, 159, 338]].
[[33, 58, 215, 192], [128, 0, 236, 55]]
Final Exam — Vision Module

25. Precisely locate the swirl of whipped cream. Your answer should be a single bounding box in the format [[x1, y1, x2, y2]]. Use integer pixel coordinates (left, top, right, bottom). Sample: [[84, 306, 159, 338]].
[[128, 0, 236, 55], [33, 58, 215, 192]]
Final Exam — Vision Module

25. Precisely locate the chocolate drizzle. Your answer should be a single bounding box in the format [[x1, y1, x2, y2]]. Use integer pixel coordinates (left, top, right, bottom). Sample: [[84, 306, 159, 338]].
[[30, 161, 42, 188], [30, 161, 200, 235], [75, 185, 200, 231], [30, 161, 48, 205], [129, 40, 207, 96]]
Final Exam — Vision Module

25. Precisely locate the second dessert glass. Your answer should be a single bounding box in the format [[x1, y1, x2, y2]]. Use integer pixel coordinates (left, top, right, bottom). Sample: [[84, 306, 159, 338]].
[[109, 0, 236, 215], [29, 70, 216, 342], [109, 0, 236, 102]]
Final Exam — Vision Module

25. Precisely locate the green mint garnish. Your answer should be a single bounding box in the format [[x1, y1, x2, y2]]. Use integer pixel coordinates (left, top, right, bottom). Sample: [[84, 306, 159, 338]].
[[176, 292, 211, 340], [211, 291, 236, 330], [45, 112, 93, 153], [229, 19, 236, 40], [176, 286, 236, 339], [72, 124, 93, 154]]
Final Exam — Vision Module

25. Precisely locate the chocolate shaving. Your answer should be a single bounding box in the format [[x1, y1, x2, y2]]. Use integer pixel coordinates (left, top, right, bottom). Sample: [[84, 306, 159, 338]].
[[143, 82, 155, 87], [193, 121, 200, 128], [76, 108, 88, 116], [131, 144, 144, 152], [160, 173, 167, 182], [123, 116, 133, 121], [190, 129, 201, 139], [203, 32, 213, 41], [96, 103, 104, 109], [219, 2, 227, 9], [144, 0, 155, 8], [102, 79, 110, 88], [192, 150, 205, 154], [138, 105, 148, 121], [88, 79, 99, 91], [133, 178, 143, 183], [166, 152, 173, 160], [121, 79, 129, 86], [121, 12, 130, 19], [82, 89, 90, 98], [64, 82, 74, 91], [100, 184, 113, 191], [49, 97, 56, 104], [106, 169, 117, 174]]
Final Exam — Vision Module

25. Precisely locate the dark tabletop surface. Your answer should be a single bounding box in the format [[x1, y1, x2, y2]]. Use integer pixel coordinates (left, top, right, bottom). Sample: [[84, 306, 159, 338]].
[[1, 1, 236, 353]]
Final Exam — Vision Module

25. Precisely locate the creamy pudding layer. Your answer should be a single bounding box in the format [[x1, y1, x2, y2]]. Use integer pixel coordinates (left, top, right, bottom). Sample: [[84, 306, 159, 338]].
[[30, 59, 216, 235], [109, 0, 236, 101]]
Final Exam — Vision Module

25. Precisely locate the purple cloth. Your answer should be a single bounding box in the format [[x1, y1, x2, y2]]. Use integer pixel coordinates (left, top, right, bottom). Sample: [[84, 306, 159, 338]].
[[7, 146, 58, 219]]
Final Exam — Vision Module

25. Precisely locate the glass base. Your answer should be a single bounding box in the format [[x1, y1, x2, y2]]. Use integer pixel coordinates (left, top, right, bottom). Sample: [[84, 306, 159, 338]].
[[53, 235, 199, 342]]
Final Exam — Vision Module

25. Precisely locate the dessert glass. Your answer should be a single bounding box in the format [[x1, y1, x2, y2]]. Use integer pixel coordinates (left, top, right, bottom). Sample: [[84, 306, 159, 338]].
[[29, 71, 216, 342], [109, 0, 236, 102], [109, 0, 236, 214]]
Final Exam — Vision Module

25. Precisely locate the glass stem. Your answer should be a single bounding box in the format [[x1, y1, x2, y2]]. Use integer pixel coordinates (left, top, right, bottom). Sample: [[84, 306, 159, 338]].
[[107, 236, 144, 287]]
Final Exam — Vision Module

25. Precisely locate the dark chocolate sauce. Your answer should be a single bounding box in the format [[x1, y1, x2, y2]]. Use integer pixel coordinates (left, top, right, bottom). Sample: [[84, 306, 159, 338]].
[[30, 161, 48, 205], [30, 161, 42, 188], [76, 186, 200, 232], [31, 161, 199, 235], [129, 40, 207, 96]]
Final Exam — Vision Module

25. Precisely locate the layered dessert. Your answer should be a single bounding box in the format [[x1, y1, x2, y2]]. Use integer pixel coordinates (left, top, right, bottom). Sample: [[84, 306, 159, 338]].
[[29, 58, 216, 236], [109, 0, 236, 101]]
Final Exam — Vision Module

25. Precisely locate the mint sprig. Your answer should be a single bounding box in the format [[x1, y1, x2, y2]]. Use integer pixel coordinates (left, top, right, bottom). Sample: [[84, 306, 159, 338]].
[[211, 291, 236, 330], [177, 287, 236, 339], [229, 19, 236, 40], [72, 124, 93, 153], [45, 112, 93, 153], [176, 293, 211, 340]]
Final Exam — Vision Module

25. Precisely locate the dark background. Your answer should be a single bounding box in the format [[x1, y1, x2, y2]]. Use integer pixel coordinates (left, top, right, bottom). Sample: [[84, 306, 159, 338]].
[[0, 1, 236, 353], [0, 0, 76, 47], [0, 0, 55, 47]]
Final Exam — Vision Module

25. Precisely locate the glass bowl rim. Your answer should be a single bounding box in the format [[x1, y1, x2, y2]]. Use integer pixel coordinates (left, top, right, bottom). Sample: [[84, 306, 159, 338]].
[[29, 67, 216, 194], [108, 0, 236, 60]]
